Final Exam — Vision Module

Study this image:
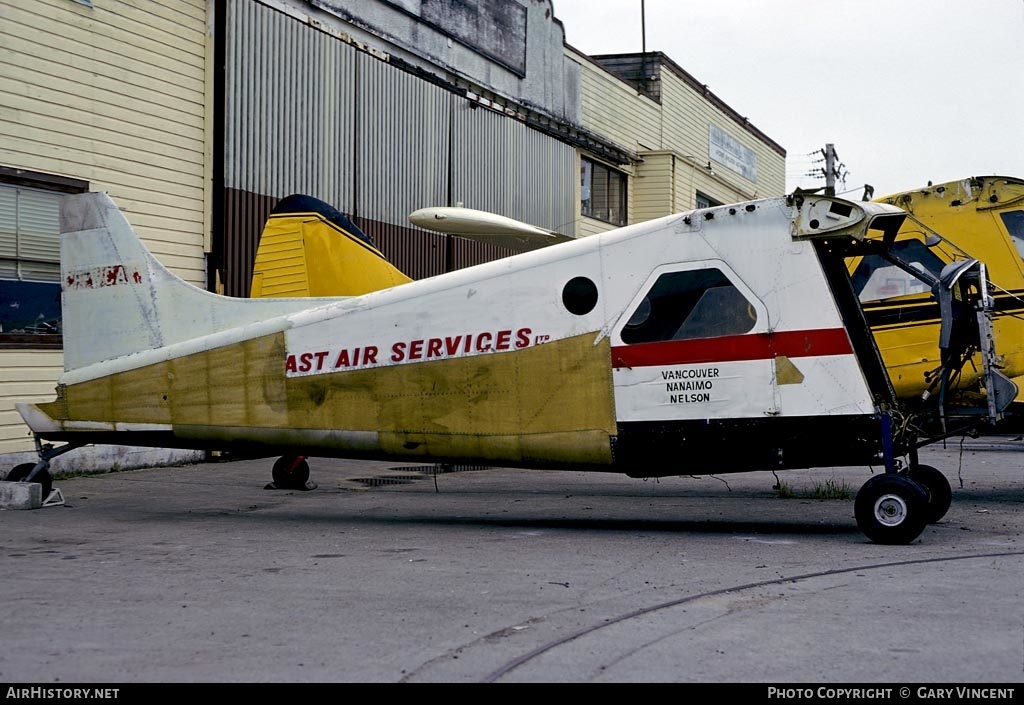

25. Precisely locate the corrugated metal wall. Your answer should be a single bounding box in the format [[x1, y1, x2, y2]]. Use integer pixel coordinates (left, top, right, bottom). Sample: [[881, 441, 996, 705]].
[[220, 0, 574, 296], [452, 102, 575, 236], [355, 54, 449, 224], [221, 188, 279, 296], [224, 0, 356, 206]]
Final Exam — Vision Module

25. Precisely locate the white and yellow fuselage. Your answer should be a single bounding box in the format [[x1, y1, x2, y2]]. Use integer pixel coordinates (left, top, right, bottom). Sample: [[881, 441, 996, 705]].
[[20, 193, 915, 476]]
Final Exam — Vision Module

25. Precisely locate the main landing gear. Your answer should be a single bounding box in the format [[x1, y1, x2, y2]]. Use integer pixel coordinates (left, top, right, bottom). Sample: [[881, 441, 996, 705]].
[[905, 464, 953, 524], [7, 462, 53, 499], [853, 463, 952, 545]]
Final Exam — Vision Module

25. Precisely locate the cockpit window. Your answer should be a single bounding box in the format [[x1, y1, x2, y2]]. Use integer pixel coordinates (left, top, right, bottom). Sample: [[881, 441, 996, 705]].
[[1000, 210, 1024, 260], [851, 239, 946, 302], [621, 268, 757, 344]]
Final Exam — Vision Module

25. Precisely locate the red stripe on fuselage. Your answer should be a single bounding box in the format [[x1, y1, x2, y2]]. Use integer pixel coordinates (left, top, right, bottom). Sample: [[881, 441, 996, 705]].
[[611, 328, 853, 369]]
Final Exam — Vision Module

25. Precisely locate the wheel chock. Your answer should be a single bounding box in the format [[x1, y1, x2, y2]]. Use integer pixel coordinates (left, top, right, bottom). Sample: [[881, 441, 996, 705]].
[[0, 480, 43, 510], [42, 487, 65, 508]]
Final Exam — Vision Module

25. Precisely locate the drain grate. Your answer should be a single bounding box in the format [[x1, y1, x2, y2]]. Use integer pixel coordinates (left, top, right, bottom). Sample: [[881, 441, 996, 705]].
[[351, 474, 425, 487], [387, 464, 491, 474], [350, 465, 493, 488]]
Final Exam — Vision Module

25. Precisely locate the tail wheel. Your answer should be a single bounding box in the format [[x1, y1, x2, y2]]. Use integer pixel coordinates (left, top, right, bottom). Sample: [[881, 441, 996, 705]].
[[854, 474, 929, 545], [6, 463, 53, 500], [271, 455, 310, 490], [905, 464, 952, 524]]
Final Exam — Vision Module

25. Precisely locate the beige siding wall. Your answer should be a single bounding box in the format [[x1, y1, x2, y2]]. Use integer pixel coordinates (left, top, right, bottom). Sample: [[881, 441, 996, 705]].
[[0, 0, 209, 278], [0, 0, 210, 453], [634, 152, 674, 223], [577, 55, 661, 153], [574, 54, 653, 235], [660, 74, 786, 202], [0, 352, 63, 454], [573, 48, 786, 227]]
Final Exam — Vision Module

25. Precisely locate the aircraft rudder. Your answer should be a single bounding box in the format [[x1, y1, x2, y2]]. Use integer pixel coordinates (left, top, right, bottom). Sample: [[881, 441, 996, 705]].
[[58, 192, 201, 371]]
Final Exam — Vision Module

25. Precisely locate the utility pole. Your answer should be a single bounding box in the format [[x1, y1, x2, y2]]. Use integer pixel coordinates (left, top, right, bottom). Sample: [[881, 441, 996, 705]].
[[824, 143, 836, 196], [821, 143, 846, 196], [639, 0, 647, 97]]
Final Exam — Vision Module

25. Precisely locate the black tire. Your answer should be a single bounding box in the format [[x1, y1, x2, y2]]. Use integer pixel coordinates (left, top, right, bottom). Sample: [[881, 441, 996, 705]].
[[7, 463, 53, 500], [854, 474, 929, 545], [271, 455, 310, 489], [906, 464, 952, 524]]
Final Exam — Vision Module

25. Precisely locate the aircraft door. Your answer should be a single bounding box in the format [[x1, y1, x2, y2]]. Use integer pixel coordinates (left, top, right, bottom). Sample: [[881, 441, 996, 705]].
[[609, 261, 776, 422]]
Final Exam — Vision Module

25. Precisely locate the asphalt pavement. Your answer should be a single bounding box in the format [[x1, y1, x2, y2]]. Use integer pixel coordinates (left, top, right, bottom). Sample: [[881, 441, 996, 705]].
[[1, 439, 1021, 683]]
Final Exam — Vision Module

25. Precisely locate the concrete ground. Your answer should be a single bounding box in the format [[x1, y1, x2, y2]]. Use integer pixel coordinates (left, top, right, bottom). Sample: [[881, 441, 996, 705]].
[[0, 438, 1021, 683]]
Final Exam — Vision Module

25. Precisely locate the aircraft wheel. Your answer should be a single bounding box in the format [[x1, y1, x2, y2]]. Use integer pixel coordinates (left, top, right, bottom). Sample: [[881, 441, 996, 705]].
[[271, 455, 310, 489], [6, 463, 53, 500], [905, 464, 952, 524], [854, 474, 928, 545]]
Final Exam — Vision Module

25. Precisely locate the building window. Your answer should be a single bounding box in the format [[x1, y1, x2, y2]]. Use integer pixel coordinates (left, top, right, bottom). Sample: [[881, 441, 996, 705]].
[[621, 268, 757, 344], [581, 157, 626, 226], [695, 192, 721, 209], [0, 168, 89, 349]]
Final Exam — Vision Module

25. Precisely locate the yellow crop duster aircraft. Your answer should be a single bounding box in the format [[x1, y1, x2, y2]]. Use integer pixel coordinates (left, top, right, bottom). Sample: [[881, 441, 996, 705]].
[[855, 176, 1024, 404], [11, 191, 1017, 544]]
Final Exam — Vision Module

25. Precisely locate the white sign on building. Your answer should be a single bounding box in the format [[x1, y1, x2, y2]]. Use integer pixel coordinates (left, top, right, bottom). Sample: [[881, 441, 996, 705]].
[[709, 124, 757, 182]]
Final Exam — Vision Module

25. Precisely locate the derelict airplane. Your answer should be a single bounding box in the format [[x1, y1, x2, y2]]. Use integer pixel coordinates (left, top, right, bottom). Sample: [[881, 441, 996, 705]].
[[255, 190, 1024, 471], [857, 175, 1024, 405], [11, 190, 1017, 544]]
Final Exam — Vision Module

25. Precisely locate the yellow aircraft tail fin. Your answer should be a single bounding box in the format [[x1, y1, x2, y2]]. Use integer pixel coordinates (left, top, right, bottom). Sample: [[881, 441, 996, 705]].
[[251, 195, 412, 298]]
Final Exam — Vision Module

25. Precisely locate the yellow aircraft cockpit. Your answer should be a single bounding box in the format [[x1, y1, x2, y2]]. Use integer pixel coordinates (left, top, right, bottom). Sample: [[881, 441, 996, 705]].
[[854, 176, 1024, 402]]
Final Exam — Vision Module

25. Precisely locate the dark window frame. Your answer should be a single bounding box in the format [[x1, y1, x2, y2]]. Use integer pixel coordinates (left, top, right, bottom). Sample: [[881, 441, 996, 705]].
[[0, 167, 89, 350], [581, 156, 627, 226], [619, 266, 759, 345]]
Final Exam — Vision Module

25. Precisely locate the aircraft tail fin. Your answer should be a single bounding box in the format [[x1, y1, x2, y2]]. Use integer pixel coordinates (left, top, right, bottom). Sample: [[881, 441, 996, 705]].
[[59, 192, 318, 373], [251, 194, 412, 298]]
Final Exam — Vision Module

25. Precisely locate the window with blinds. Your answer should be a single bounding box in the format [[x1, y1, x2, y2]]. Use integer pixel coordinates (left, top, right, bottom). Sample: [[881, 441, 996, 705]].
[[0, 184, 62, 282], [0, 176, 82, 349]]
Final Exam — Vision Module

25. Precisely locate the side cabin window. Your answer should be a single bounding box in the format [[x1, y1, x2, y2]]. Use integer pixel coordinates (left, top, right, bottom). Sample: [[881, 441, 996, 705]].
[[1000, 210, 1024, 261], [850, 239, 946, 303], [621, 268, 758, 344]]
